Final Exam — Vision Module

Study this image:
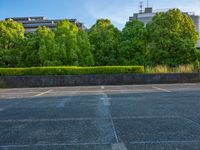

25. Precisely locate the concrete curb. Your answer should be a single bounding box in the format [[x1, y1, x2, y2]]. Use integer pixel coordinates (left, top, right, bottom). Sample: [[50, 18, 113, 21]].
[[0, 73, 199, 88]]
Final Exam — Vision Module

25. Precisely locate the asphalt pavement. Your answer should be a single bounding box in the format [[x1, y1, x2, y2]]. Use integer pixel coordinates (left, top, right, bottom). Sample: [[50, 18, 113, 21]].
[[0, 83, 200, 150]]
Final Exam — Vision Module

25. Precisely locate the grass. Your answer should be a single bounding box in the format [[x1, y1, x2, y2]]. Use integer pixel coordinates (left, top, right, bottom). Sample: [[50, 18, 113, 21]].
[[145, 64, 197, 73]]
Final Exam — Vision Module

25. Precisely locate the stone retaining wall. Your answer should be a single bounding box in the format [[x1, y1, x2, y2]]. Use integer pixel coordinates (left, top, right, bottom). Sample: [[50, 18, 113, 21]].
[[0, 73, 199, 88]]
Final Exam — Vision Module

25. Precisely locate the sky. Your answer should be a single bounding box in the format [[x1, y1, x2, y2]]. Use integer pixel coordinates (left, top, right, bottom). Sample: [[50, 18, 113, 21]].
[[1, 0, 200, 29]]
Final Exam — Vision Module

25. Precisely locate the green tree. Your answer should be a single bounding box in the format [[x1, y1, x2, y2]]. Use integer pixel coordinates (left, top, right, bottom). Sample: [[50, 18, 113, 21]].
[[88, 19, 121, 66], [147, 9, 198, 66], [119, 19, 147, 65], [21, 33, 40, 67], [37, 26, 63, 66], [195, 49, 200, 64], [22, 26, 65, 67], [0, 19, 24, 67], [54, 20, 79, 66], [77, 30, 94, 66]]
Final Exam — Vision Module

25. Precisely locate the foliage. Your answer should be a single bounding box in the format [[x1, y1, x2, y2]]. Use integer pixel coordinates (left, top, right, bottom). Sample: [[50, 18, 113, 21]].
[[0, 14, 199, 71], [88, 19, 121, 66], [119, 19, 147, 66], [145, 64, 195, 73], [0, 19, 24, 67], [0, 66, 144, 76], [54, 20, 79, 66], [195, 49, 200, 63], [146, 9, 198, 67], [77, 30, 94, 66]]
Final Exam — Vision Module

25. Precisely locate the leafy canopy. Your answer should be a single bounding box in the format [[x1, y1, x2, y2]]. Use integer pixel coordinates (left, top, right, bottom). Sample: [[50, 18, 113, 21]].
[[147, 9, 198, 66]]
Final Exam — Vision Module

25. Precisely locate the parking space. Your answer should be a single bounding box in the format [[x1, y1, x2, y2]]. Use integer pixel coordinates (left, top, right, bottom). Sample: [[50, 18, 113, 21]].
[[0, 83, 200, 150]]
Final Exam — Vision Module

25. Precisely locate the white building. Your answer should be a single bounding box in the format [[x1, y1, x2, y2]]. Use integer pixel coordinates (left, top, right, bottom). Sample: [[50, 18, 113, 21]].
[[5, 17, 86, 34]]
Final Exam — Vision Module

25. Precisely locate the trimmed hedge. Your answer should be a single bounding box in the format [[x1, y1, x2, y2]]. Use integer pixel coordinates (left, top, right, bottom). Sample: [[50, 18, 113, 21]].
[[0, 66, 144, 76]]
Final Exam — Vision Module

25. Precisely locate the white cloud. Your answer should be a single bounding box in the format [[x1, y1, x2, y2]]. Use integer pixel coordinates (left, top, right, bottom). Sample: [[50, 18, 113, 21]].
[[85, 0, 200, 29]]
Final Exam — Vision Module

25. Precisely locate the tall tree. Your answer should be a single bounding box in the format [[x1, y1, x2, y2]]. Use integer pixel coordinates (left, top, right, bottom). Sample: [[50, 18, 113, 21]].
[[147, 9, 198, 66], [119, 19, 147, 65], [0, 19, 24, 67], [88, 19, 121, 66], [54, 20, 79, 66], [77, 30, 94, 66], [21, 27, 62, 66]]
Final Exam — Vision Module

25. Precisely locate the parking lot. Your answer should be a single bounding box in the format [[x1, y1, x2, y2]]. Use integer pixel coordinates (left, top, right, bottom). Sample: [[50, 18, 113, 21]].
[[0, 83, 200, 150]]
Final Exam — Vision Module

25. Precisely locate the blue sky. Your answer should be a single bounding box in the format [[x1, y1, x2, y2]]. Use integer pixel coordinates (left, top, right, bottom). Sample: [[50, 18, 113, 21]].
[[1, 0, 200, 29]]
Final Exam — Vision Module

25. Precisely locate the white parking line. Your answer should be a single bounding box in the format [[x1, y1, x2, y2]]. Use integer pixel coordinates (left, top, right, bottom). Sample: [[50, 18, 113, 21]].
[[0, 116, 180, 123], [0, 142, 111, 148], [57, 90, 79, 107], [129, 140, 200, 144], [100, 91, 111, 106], [34, 90, 52, 97], [0, 92, 40, 95], [112, 143, 127, 150], [100, 97, 111, 106], [152, 87, 171, 93]]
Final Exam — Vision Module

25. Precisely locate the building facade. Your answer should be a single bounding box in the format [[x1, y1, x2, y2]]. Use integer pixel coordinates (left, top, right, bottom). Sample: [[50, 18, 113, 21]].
[[5, 17, 85, 34], [129, 7, 200, 48]]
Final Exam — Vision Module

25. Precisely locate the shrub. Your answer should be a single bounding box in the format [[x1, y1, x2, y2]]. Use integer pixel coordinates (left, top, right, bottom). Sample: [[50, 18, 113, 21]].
[[174, 65, 195, 73], [145, 64, 196, 73], [0, 66, 144, 76]]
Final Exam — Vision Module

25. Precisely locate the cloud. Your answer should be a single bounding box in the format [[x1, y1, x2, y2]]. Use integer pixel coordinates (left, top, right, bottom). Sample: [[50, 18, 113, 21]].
[[85, 0, 200, 29]]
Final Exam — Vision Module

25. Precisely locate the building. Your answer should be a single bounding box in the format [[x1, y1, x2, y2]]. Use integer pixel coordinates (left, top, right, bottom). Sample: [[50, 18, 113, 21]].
[[5, 16, 86, 34], [129, 7, 200, 48]]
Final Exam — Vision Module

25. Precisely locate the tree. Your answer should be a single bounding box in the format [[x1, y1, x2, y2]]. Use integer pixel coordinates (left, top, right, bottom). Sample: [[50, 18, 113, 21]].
[[54, 20, 79, 66], [77, 30, 94, 66], [119, 19, 147, 65], [195, 49, 200, 65], [21, 33, 40, 67], [22, 26, 65, 67], [147, 9, 198, 66], [0, 19, 24, 67], [88, 19, 121, 66]]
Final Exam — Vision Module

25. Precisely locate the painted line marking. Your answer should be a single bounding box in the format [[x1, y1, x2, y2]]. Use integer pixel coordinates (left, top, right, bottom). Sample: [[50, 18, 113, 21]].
[[109, 113, 119, 143], [34, 90, 52, 97], [56, 98, 71, 108], [57, 90, 79, 108], [152, 87, 171, 93], [112, 143, 127, 150], [129, 140, 200, 144], [0, 118, 105, 123], [100, 92, 110, 106], [0, 92, 42, 95], [182, 117, 200, 128], [0, 116, 180, 123], [112, 116, 179, 120], [0, 142, 111, 148], [100, 97, 111, 106], [101, 86, 105, 89]]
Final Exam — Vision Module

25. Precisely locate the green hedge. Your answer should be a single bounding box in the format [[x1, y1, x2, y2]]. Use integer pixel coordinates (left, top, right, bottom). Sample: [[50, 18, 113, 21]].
[[0, 66, 144, 76]]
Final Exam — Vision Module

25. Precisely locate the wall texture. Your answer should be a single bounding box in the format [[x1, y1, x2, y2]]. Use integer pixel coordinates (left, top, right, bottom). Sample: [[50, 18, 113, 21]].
[[0, 73, 199, 88]]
